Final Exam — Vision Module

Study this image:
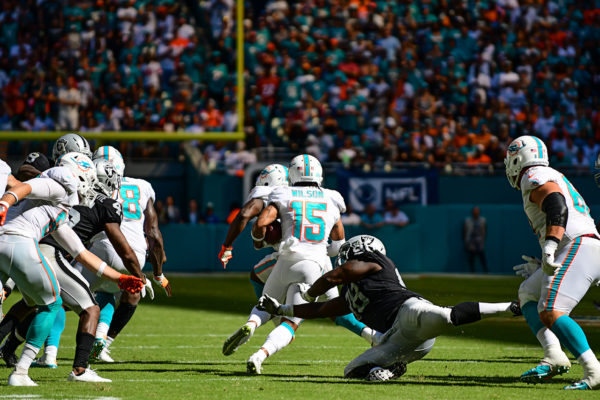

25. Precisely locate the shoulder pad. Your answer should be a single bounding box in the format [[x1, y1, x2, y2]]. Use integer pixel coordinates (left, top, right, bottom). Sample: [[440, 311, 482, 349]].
[[0, 159, 11, 174], [42, 167, 78, 195], [327, 189, 347, 213], [247, 186, 273, 203], [520, 166, 558, 192]]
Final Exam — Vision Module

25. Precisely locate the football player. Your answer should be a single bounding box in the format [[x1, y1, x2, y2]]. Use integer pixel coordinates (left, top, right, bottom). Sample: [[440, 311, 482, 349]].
[[506, 136, 600, 390], [0, 157, 18, 323], [82, 146, 170, 362], [0, 154, 143, 386], [258, 235, 518, 381], [242, 154, 370, 374]]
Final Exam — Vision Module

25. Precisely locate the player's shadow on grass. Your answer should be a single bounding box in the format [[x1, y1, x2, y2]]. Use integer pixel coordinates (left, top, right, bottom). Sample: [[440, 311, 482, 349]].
[[423, 357, 539, 364]]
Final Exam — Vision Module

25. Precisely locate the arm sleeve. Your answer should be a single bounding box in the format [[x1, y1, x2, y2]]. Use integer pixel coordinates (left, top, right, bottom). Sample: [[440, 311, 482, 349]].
[[50, 224, 86, 258], [26, 177, 68, 202]]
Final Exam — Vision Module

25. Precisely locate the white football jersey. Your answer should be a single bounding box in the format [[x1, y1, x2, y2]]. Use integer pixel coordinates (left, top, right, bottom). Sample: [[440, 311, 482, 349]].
[[0, 159, 11, 196], [520, 166, 598, 250], [0, 167, 78, 240], [246, 185, 275, 207], [93, 176, 155, 254], [268, 186, 346, 262]]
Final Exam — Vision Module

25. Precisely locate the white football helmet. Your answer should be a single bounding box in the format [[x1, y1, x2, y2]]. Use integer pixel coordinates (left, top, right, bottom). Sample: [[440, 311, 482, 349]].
[[93, 145, 125, 177], [56, 152, 97, 206], [255, 164, 289, 187], [504, 135, 549, 190], [94, 159, 121, 196], [335, 235, 386, 267], [52, 133, 93, 161], [288, 154, 323, 186]]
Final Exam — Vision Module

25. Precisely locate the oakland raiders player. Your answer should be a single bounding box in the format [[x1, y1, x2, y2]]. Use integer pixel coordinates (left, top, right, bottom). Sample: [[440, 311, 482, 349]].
[[506, 136, 600, 390], [258, 235, 517, 381], [83, 146, 169, 362], [0, 155, 143, 386]]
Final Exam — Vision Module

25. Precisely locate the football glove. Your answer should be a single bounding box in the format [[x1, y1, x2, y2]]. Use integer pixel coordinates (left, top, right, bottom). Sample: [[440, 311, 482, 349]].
[[513, 255, 541, 279], [218, 245, 233, 269], [152, 274, 172, 297], [298, 283, 316, 302], [117, 275, 144, 294], [542, 240, 561, 276], [141, 276, 154, 300], [257, 295, 293, 317], [0, 201, 9, 226]]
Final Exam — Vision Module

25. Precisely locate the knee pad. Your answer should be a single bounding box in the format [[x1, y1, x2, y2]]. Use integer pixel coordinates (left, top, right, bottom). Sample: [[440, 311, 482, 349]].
[[518, 286, 539, 305]]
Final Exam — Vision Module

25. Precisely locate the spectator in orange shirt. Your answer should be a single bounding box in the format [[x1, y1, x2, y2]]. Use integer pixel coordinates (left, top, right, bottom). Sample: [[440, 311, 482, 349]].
[[201, 99, 224, 131], [467, 145, 492, 164]]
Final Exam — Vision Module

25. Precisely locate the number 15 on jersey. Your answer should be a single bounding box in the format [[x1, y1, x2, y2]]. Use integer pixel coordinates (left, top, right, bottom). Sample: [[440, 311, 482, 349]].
[[290, 200, 327, 242]]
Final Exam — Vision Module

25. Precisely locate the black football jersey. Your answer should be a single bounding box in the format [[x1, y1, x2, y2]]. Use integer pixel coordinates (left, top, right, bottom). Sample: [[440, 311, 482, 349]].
[[341, 251, 421, 333], [41, 193, 123, 256]]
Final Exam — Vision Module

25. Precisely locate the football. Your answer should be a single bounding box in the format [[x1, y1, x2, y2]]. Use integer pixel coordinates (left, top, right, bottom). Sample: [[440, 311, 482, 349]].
[[264, 220, 282, 244]]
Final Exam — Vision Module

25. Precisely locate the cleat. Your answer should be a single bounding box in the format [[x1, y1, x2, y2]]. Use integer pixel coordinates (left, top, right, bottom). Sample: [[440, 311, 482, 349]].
[[367, 363, 406, 381], [246, 352, 263, 375], [0, 347, 17, 368], [89, 338, 106, 362], [509, 300, 522, 316], [32, 355, 58, 369], [223, 324, 253, 356], [98, 347, 114, 363], [564, 380, 591, 390], [68, 368, 112, 383], [520, 364, 570, 383], [8, 370, 38, 386]]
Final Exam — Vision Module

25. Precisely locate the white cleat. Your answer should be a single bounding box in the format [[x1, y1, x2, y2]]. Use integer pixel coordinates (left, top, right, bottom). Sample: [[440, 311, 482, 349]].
[[367, 367, 395, 381], [32, 354, 58, 369], [8, 371, 38, 386], [68, 368, 112, 383], [98, 347, 114, 363], [247, 352, 263, 375]]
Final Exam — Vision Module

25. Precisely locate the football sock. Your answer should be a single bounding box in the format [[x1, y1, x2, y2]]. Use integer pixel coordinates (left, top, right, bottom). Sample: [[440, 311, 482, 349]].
[[249, 279, 264, 299], [25, 298, 62, 349], [73, 332, 95, 369], [450, 302, 481, 325], [15, 343, 39, 372], [550, 315, 590, 359], [108, 303, 137, 338], [96, 292, 116, 333], [334, 313, 366, 336], [45, 307, 65, 349], [248, 306, 271, 328], [577, 349, 600, 376], [521, 301, 544, 335], [96, 322, 109, 339], [478, 302, 512, 317], [261, 322, 294, 357]]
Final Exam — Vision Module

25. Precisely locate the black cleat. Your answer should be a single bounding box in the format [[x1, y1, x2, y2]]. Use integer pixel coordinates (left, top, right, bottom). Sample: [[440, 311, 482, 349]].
[[0, 347, 17, 368], [510, 300, 522, 317]]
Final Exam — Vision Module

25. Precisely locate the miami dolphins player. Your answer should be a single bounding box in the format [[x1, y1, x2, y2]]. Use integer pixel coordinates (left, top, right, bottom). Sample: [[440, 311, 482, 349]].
[[242, 154, 376, 374], [83, 146, 170, 362], [506, 136, 600, 390], [0, 154, 143, 386]]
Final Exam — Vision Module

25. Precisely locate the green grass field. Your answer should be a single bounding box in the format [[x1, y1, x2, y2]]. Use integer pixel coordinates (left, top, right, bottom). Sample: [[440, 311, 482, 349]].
[[1, 274, 599, 399]]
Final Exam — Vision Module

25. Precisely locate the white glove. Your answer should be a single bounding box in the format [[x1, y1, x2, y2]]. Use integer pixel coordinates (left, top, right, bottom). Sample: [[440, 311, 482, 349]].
[[298, 282, 316, 302], [542, 240, 561, 276], [513, 255, 541, 279], [257, 295, 293, 317], [141, 276, 154, 300]]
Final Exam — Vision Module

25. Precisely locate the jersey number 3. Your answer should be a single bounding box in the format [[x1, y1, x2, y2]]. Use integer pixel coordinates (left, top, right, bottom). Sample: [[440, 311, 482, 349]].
[[120, 184, 141, 220], [289, 200, 326, 242]]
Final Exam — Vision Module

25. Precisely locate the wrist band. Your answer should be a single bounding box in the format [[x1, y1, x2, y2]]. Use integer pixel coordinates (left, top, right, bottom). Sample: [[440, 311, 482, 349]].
[[545, 236, 561, 244], [96, 262, 107, 277], [154, 274, 165, 280], [5, 191, 18, 203], [251, 231, 265, 241], [0, 200, 9, 209]]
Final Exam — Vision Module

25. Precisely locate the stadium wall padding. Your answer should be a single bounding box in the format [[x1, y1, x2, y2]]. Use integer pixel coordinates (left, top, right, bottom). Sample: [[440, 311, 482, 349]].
[[156, 203, 600, 274]]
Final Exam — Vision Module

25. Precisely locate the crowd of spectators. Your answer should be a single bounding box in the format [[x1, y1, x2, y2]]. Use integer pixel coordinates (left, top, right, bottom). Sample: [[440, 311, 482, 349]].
[[2, 0, 600, 172], [241, 0, 600, 170]]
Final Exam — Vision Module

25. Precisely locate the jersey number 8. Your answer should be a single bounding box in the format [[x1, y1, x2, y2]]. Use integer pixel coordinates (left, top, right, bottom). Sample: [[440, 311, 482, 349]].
[[120, 184, 142, 220]]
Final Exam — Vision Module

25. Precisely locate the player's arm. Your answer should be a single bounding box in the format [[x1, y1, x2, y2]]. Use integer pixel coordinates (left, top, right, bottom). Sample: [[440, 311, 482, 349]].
[[251, 204, 278, 247], [529, 181, 568, 275], [219, 198, 264, 268], [16, 164, 41, 181], [305, 260, 382, 300], [327, 219, 345, 257], [259, 296, 350, 319], [143, 197, 171, 296], [50, 224, 143, 292], [6, 175, 19, 190], [104, 222, 144, 279]]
